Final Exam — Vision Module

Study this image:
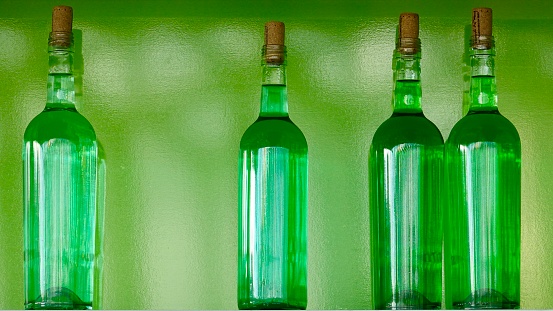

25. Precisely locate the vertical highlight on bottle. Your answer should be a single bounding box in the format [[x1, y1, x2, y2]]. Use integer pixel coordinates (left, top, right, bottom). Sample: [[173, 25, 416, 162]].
[[238, 21, 308, 310], [23, 6, 105, 310], [444, 8, 521, 309], [369, 13, 444, 310]]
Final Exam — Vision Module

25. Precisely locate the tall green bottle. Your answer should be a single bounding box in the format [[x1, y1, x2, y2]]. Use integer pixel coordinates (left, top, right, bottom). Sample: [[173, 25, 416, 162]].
[[369, 13, 443, 310], [444, 8, 520, 309], [238, 21, 308, 310], [23, 6, 103, 309]]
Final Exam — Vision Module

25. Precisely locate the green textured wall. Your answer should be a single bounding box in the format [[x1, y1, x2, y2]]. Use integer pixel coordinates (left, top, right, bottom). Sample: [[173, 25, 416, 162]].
[[0, 0, 552, 309]]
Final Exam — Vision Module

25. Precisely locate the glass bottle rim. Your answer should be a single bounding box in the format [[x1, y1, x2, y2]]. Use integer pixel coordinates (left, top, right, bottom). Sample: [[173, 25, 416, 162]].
[[49, 31, 73, 48], [396, 37, 421, 55], [470, 35, 494, 50], [262, 44, 286, 65]]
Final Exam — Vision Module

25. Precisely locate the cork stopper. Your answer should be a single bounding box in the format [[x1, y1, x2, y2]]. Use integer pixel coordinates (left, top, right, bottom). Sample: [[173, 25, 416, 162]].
[[472, 8, 492, 37], [399, 13, 419, 40], [264, 21, 285, 64], [397, 13, 420, 54], [472, 8, 493, 49], [52, 6, 73, 33], [264, 21, 285, 46]]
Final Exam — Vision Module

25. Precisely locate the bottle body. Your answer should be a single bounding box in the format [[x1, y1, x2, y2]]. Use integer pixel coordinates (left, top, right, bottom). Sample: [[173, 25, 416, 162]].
[[445, 22, 521, 307], [370, 112, 443, 309], [238, 83, 308, 309], [370, 22, 443, 308], [445, 110, 520, 309], [24, 104, 99, 309]]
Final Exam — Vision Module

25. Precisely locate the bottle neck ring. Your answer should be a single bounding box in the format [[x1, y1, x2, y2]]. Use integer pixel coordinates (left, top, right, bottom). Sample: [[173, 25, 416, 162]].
[[46, 31, 76, 108], [468, 36, 498, 111], [261, 45, 287, 86], [48, 32, 74, 75], [392, 38, 422, 113], [259, 45, 288, 116]]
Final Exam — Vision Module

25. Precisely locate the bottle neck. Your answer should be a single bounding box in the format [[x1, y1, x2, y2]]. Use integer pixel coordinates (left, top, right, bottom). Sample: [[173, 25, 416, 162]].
[[46, 32, 76, 110], [259, 45, 288, 117], [469, 47, 497, 112], [392, 48, 422, 114]]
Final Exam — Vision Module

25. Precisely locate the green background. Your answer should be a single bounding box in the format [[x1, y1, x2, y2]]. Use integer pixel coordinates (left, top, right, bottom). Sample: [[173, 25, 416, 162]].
[[0, 0, 551, 309]]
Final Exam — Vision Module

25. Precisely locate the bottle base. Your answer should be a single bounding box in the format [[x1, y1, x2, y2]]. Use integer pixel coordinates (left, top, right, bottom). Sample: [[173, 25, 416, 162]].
[[25, 302, 91, 310], [381, 290, 440, 310], [25, 287, 91, 310], [453, 288, 519, 309], [238, 300, 306, 310]]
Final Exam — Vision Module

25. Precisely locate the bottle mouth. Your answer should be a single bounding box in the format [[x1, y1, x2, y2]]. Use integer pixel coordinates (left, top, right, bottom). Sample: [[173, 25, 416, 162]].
[[396, 37, 421, 55], [49, 31, 73, 48], [262, 44, 286, 65], [471, 35, 494, 50]]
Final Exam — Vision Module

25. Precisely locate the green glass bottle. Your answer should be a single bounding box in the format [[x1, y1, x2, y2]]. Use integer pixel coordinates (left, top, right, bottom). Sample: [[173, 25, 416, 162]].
[[23, 6, 103, 310], [369, 13, 443, 310], [444, 8, 520, 309], [237, 21, 308, 310]]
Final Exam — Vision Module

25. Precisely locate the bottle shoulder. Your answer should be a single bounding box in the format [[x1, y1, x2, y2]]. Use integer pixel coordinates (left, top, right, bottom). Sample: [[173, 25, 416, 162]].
[[240, 116, 307, 151], [371, 113, 444, 149], [446, 111, 520, 147], [24, 108, 97, 144]]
